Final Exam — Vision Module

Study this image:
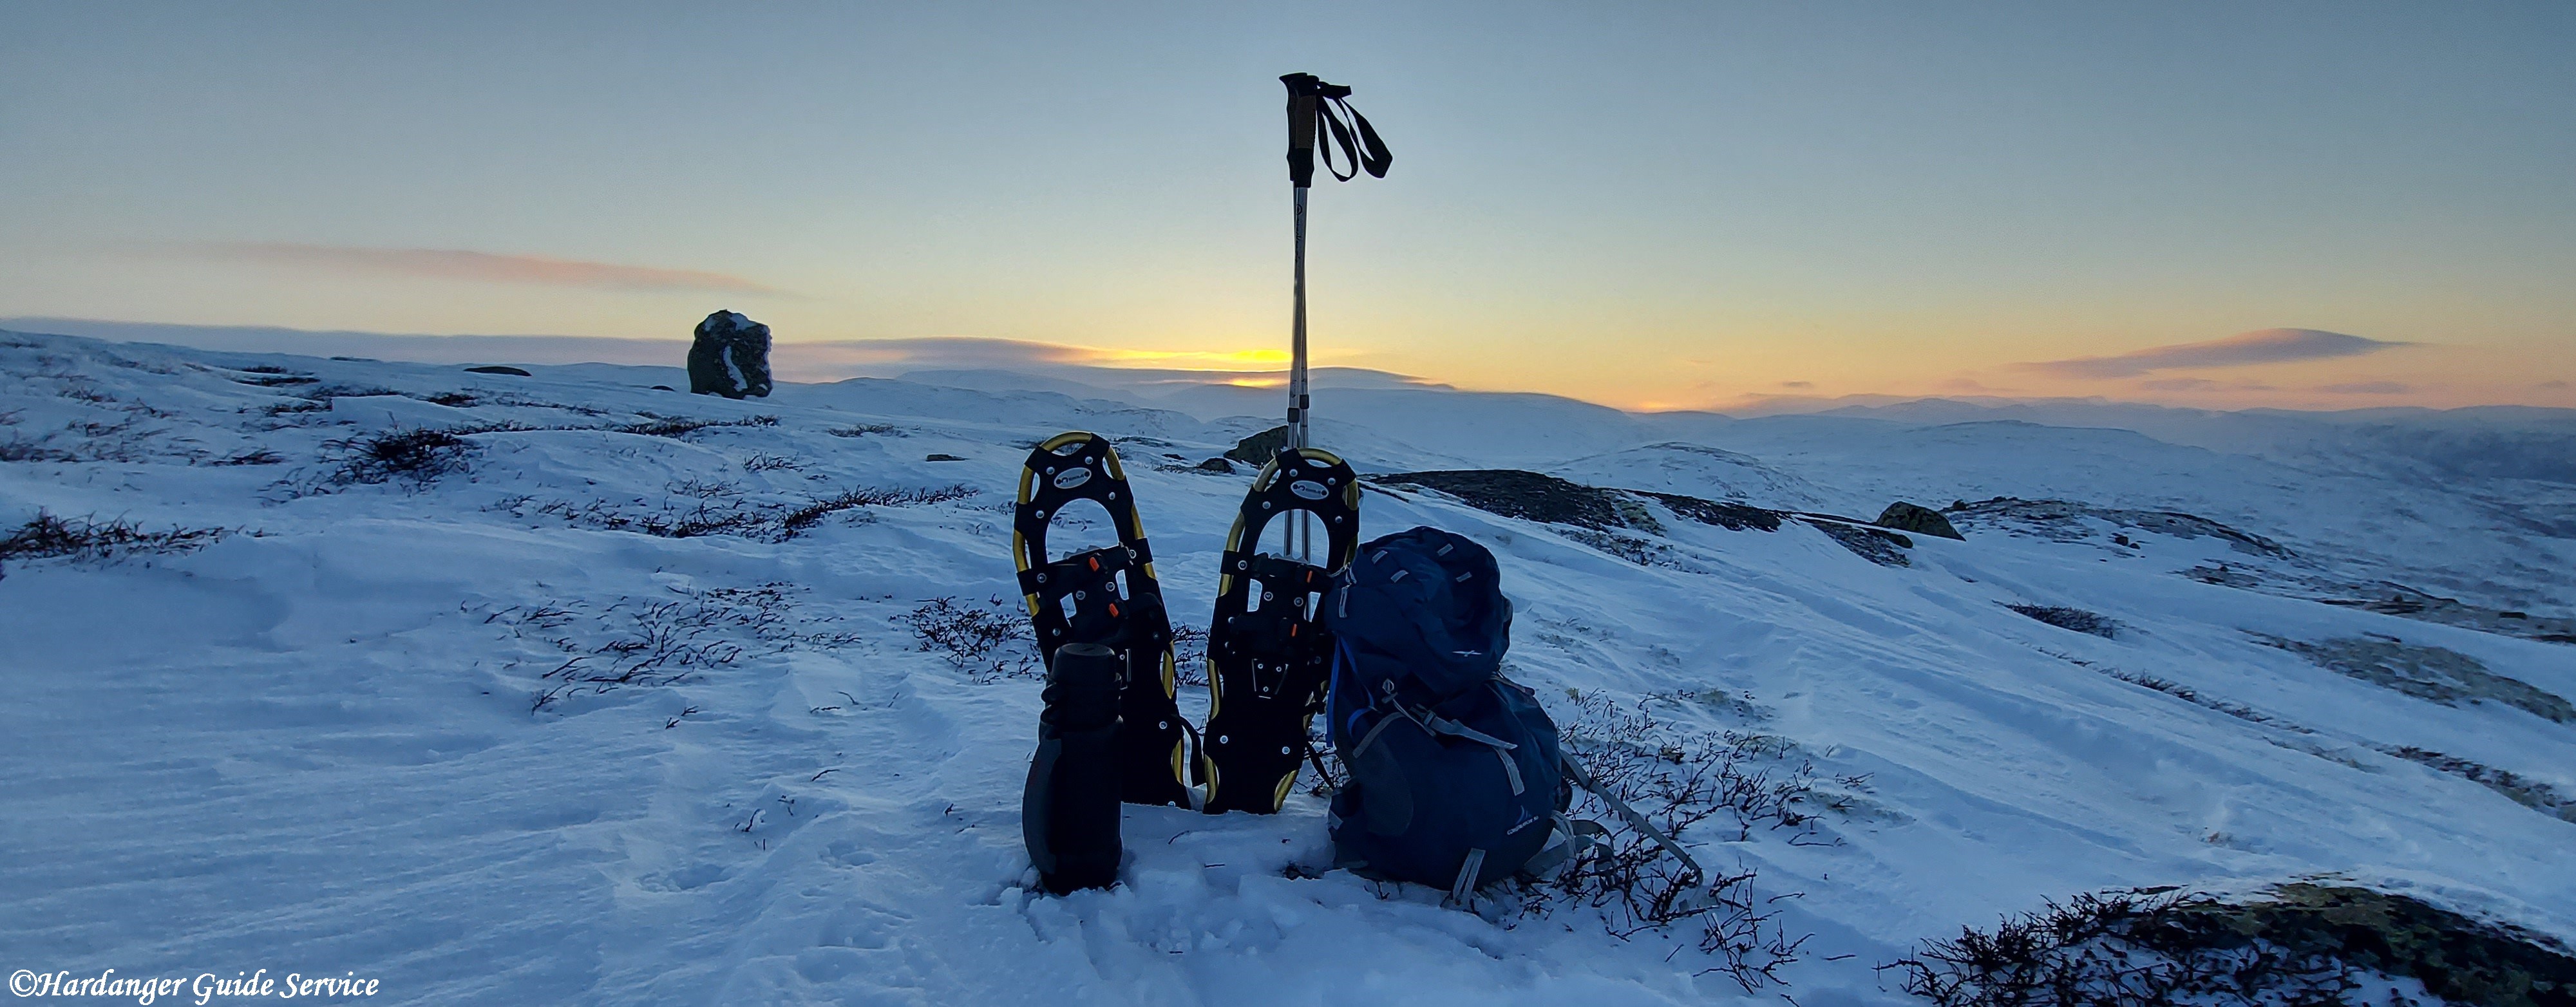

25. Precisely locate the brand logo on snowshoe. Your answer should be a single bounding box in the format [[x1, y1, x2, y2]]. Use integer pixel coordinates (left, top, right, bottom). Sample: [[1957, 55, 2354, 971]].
[[1289, 480, 1329, 500], [1052, 467, 1093, 490]]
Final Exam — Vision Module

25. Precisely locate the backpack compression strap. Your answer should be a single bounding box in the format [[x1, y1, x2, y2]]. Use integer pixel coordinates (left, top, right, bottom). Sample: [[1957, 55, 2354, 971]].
[[1559, 753, 1706, 880]]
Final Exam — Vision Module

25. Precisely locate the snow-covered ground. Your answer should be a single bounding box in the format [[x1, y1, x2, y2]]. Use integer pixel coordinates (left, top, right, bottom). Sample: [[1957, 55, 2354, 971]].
[[3, 329, 2569, 1005]]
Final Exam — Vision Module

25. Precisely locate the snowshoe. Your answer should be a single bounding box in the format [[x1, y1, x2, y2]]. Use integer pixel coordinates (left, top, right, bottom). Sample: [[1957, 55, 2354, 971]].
[[1012, 431, 1194, 809], [1199, 446, 1361, 814]]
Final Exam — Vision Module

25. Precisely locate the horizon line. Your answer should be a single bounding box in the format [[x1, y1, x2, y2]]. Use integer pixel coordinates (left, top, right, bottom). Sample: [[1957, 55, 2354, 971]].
[[2, 315, 2564, 419]]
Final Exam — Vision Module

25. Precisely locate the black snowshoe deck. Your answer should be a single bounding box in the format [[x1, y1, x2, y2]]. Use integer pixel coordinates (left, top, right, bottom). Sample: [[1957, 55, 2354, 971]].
[[1012, 431, 1193, 809], [1200, 447, 1361, 814]]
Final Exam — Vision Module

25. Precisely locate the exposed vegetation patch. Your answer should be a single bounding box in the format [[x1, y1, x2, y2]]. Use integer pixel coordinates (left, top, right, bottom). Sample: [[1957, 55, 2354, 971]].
[[2259, 634, 2574, 724], [1373, 469, 1634, 531], [0, 435, 77, 462], [1642, 491, 1784, 532], [1886, 884, 2576, 1007], [1170, 623, 1210, 687], [210, 447, 285, 466], [1521, 690, 1847, 991], [1947, 496, 2293, 558], [0, 414, 200, 464], [898, 596, 1039, 681], [1554, 691, 1851, 848], [827, 423, 908, 438], [2382, 747, 2576, 823], [290, 383, 402, 407], [510, 585, 859, 713], [779, 485, 977, 538], [0, 511, 231, 579], [2067, 654, 2571, 797], [1373, 471, 1915, 572], [497, 481, 972, 543], [1811, 520, 1913, 567], [1562, 527, 1690, 569], [227, 368, 319, 386], [614, 415, 780, 438], [2101, 668, 2302, 732], [320, 428, 477, 487], [509, 497, 777, 540], [2320, 590, 2576, 648], [256, 398, 330, 419], [2009, 604, 2120, 639]]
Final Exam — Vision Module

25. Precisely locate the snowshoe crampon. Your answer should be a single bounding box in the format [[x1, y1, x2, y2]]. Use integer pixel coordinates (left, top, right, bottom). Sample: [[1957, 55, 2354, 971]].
[[1200, 446, 1360, 814], [1012, 431, 1193, 808]]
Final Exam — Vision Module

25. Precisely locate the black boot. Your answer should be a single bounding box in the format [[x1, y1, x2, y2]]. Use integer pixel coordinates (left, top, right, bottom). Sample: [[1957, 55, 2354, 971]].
[[1023, 643, 1122, 893]]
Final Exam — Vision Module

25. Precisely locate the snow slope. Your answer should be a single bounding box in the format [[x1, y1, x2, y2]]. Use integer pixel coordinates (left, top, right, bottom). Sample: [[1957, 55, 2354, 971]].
[[2, 330, 2570, 1005]]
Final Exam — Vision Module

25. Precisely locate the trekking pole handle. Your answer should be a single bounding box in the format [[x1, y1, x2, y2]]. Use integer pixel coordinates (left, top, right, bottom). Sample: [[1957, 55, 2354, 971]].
[[1283, 73, 1320, 188]]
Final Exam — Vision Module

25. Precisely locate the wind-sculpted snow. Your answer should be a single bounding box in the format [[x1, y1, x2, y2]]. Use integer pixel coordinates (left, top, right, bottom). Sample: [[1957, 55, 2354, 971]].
[[1947, 496, 2293, 559], [3, 328, 2571, 1006], [1548, 441, 1833, 511]]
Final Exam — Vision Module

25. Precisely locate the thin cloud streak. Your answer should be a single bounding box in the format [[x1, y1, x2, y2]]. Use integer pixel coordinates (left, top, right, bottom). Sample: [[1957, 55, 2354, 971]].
[[0, 319, 1407, 386], [198, 243, 787, 296], [2022, 328, 2407, 379]]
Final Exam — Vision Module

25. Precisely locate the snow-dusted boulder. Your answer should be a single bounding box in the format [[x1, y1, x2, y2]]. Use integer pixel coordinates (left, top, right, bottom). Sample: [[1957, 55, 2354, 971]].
[[1226, 424, 1289, 464], [1877, 500, 1964, 540], [688, 310, 773, 399]]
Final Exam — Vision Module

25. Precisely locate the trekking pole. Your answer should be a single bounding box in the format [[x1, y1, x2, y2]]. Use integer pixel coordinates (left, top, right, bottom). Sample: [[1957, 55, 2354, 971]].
[[1278, 71, 1390, 561]]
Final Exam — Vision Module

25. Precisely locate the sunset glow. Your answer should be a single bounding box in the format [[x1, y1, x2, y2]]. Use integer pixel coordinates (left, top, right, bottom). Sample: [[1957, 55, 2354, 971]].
[[3, 5, 2568, 413], [1089, 347, 1294, 371]]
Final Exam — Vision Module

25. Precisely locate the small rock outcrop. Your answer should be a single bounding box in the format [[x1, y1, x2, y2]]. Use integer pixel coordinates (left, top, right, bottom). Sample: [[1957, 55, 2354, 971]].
[[1225, 426, 1290, 465], [464, 365, 530, 377], [2007, 603, 2117, 637], [1374, 470, 1630, 531], [688, 310, 773, 399], [1877, 501, 1964, 540], [1811, 520, 1913, 567], [1639, 491, 1782, 532], [1367, 468, 1933, 568]]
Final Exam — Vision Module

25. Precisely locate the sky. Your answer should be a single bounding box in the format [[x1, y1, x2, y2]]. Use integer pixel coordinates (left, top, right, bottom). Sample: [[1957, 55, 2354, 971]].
[[3, 2, 2571, 412]]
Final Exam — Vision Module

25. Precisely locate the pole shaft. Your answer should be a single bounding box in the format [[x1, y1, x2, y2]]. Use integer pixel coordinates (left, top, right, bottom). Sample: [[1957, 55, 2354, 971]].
[[1289, 186, 1311, 562], [1290, 187, 1309, 449]]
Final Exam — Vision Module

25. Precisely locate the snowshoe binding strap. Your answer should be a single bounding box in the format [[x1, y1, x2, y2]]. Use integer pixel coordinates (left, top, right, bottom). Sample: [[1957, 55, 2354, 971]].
[[1020, 545, 1147, 654]]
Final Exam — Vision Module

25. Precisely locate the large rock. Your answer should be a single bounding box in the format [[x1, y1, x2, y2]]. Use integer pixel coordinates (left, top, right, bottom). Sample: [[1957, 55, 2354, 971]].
[[1876, 501, 1964, 540], [688, 310, 773, 399], [1225, 425, 1290, 465]]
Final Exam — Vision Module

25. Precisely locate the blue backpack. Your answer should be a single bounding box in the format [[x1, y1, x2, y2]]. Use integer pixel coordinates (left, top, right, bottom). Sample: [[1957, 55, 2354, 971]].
[[1321, 527, 1578, 901]]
